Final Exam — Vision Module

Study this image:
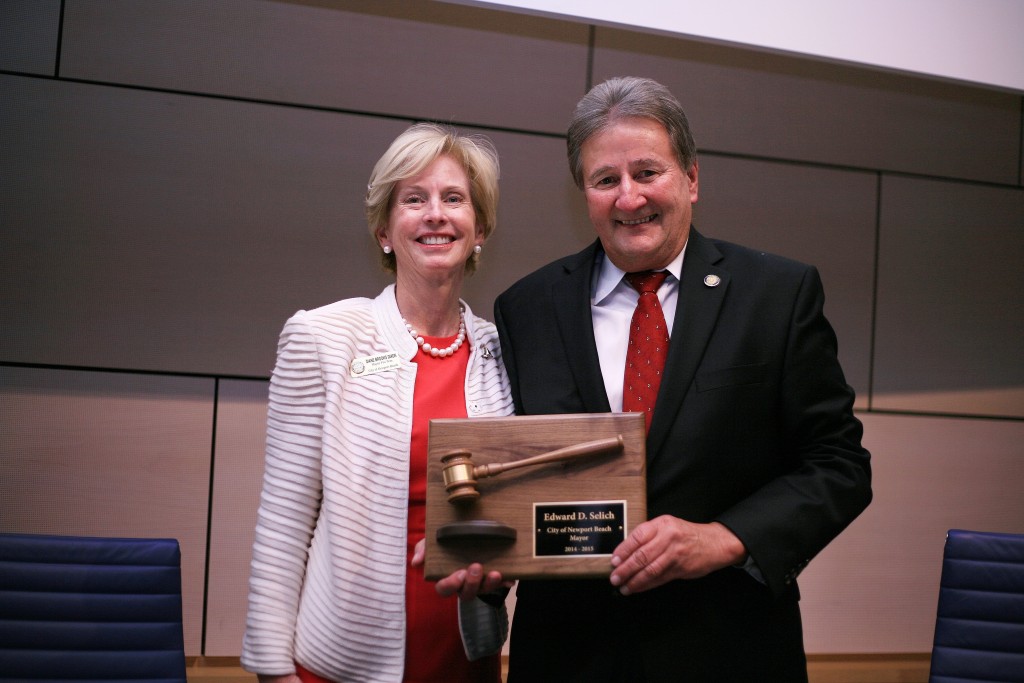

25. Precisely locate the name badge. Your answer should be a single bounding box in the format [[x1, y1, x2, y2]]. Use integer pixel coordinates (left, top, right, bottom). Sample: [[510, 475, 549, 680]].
[[350, 351, 401, 378]]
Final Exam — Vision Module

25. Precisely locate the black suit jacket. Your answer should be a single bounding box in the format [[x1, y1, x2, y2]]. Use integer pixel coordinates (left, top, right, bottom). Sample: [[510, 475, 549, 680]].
[[494, 230, 872, 682]]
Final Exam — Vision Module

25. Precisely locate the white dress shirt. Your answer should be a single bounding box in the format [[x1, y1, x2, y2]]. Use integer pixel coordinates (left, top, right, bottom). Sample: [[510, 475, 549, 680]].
[[591, 243, 687, 411]]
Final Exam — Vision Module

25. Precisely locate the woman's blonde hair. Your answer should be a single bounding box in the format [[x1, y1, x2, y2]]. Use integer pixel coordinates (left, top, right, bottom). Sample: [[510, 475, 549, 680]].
[[365, 122, 499, 274]]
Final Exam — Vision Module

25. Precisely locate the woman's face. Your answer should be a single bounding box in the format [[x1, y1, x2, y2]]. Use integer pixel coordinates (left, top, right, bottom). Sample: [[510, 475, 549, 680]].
[[379, 154, 482, 283]]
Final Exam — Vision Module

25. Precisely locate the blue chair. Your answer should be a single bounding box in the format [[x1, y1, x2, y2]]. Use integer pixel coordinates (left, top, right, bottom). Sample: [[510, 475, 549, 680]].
[[929, 529, 1024, 683], [0, 532, 187, 682]]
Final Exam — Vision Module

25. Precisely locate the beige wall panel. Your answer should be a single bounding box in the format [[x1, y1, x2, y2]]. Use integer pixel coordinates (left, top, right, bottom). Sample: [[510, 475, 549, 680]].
[[460, 128, 592, 315], [0, 366, 215, 656], [874, 176, 1024, 417], [0, 74, 406, 376], [60, 0, 589, 134], [0, 0, 60, 75], [696, 155, 876, 406], [592, 28, 1020, 185], [205, 379, 269, 656], [0, 74, 584, 376], [799, 413, 1024, 652]]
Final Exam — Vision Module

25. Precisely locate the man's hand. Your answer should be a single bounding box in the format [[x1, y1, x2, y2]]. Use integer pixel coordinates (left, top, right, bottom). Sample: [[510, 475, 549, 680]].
[[411, 538, 507, 602], [609, 516, 747, 595]]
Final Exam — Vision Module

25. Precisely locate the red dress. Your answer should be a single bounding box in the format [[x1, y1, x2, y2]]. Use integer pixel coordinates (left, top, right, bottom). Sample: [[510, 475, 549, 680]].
[[403, 334, 501, 683]]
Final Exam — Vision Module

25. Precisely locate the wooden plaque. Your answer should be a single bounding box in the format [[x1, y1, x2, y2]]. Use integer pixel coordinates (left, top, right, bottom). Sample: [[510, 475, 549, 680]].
[[424, 412, 646, 580]]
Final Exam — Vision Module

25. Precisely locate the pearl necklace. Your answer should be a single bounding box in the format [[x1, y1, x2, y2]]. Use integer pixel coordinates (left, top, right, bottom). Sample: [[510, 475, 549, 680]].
[[403, 306, 466, 358]]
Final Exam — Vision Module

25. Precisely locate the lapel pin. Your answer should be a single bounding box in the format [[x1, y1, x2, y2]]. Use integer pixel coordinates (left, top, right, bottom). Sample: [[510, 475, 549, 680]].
[[704, 274, 721, 287], [480, 345, 493, 359]]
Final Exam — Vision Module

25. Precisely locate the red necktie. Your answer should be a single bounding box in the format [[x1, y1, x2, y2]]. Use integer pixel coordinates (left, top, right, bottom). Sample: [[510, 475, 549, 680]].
[[623, 271, 670, 431]]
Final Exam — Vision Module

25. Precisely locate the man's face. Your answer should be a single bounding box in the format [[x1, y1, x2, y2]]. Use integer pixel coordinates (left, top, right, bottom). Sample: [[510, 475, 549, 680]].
[[579, 117, 698, 273]]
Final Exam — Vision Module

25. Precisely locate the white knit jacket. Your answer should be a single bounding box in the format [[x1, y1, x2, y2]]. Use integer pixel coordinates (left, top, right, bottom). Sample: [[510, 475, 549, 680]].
[[241, 285, 514, 682]]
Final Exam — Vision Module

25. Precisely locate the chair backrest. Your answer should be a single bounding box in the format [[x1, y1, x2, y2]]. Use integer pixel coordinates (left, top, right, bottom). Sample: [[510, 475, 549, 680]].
[[929, 528, 1024, 683], [0, 532, 187, 682]]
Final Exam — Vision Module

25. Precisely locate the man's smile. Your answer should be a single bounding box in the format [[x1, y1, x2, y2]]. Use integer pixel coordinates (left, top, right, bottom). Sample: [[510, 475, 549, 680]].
[[618, 214, 657, 226]]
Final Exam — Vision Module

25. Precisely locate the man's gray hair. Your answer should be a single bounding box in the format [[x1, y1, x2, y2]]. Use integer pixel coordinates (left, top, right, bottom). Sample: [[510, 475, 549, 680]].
[[567, 77, 697, 189]]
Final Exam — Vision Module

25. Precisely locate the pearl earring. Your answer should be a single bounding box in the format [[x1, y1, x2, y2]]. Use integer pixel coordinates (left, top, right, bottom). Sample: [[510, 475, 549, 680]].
[[473, 245, 482, 255], [382, 245, 392, 254]]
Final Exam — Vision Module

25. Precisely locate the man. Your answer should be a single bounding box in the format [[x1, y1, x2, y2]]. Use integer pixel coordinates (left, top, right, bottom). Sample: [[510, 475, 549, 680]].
[[493, 77, 872, 681]]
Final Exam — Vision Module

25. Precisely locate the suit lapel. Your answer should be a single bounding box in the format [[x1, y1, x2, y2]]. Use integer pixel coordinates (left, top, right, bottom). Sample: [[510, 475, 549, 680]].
[[550, 242, 612, 414], [647, 230, 728, 459]]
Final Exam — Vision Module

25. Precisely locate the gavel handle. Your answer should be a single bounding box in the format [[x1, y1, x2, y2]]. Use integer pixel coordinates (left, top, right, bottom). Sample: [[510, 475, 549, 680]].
[[473, 435, 624, 479]]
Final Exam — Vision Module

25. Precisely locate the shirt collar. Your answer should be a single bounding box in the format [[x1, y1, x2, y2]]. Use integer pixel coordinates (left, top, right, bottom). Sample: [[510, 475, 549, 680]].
[[592, 240, 688, 305]]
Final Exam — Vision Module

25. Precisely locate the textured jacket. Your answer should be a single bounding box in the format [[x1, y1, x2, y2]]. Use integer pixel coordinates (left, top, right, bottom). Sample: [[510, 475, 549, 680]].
[[242, 285, 513, 682]]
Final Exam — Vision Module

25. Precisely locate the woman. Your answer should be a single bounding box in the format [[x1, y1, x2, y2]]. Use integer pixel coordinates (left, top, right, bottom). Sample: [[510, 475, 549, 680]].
[[242, 123, 513, 683]]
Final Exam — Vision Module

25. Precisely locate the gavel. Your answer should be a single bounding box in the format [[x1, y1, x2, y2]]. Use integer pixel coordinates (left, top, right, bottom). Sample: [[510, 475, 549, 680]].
[[439, 435, 625, 504]]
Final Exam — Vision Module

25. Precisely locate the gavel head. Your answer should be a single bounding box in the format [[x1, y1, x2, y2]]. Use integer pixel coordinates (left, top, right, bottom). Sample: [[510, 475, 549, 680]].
[[440, 449, 480, 503]]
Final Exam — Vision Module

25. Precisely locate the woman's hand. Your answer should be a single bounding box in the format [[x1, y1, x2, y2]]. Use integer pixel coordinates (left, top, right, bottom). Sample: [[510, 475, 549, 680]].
[[411, 538, 426, 567], [412, 537, 510, 601], [434, 563, 507, 602]]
